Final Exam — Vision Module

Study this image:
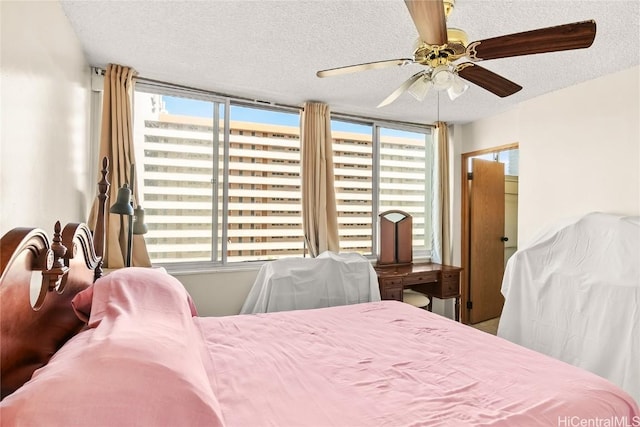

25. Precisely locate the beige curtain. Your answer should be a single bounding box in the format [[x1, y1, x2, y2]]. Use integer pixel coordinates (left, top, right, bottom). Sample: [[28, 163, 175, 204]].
[[435, 121, 452, 265], [300, 102, 339, 257], [88, 64, 151, 268]]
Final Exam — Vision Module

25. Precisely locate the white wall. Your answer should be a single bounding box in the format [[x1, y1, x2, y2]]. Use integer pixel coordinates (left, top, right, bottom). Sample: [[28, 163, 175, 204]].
[[459, 66, 640, 247], [176, 268, 259, 317], [0, 0, 91, 233]]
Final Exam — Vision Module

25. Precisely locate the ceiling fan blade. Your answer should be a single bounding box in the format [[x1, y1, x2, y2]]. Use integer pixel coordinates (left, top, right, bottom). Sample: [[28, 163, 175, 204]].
[[456, 63, 522, 98], [467, 20, 596, 61], [317, 59, 413, 78], [377, 72, 424, 108], [404, 0, 448, 46]]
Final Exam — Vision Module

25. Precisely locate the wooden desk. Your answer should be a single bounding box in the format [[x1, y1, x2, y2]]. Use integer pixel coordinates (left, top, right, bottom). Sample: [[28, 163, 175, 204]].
[[374, 263, 462, 321]]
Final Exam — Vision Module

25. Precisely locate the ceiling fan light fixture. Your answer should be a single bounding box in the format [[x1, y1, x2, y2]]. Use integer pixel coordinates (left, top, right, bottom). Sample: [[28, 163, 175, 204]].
[[447, 73, 469, 101], [431, 65, 455, 90], [407, 74, 432, 101]]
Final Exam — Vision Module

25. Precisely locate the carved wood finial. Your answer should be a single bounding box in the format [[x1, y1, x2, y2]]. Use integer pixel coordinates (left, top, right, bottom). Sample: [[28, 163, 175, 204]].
[[98, 157, 109, 201], [94, 156, 110, 278], [42, 221, 70, 293], [50, 221, 67, 270]]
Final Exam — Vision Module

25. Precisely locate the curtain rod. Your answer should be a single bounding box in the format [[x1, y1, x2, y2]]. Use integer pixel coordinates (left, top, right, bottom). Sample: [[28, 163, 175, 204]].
[[93, 67, 433, 129], [94, 67, 277, 107]]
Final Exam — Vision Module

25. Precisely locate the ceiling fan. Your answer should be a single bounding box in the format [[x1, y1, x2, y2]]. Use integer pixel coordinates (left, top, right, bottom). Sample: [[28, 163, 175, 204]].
[[316, 0, 596, 107]]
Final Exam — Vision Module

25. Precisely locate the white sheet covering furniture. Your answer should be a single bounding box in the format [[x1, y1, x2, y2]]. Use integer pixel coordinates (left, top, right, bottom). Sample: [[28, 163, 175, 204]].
[[499, 212, 640, 404], [240, 251, 381, 314]]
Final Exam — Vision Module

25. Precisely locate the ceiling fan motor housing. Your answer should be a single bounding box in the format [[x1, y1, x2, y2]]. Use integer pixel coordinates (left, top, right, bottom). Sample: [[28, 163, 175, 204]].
[[443, 0, 455, 18]]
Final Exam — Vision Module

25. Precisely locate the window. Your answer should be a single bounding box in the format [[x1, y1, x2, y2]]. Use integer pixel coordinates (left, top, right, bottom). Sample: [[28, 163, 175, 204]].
[[133, 92, 218, 264], [331, 120, 434, 258], [133, 86, 434, 267], [226, 105, 303, 261], [331, 121, 373, 254], [378, 127, 433, 257]]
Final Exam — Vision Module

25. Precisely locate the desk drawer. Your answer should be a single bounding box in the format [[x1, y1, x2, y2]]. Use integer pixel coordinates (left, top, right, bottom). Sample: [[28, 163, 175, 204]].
[[441, 276, 460, 297], [381, 285, 403, 301], [403, 271, 438, 286], [379, 278, 404, 301], [380, 277, 403, 288], [442, 272, 459, 281]]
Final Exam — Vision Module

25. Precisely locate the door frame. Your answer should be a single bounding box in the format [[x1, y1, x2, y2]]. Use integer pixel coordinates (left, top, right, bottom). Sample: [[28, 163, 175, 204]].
[[460, 142, 518, 324]]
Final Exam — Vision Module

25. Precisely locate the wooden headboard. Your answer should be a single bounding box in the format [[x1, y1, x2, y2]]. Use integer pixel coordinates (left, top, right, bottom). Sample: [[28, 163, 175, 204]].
[[0, 158, 110, 399]]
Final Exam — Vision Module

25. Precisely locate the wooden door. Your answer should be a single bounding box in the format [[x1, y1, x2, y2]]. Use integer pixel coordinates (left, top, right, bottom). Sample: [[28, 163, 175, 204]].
[[469, 158, 505, 324]]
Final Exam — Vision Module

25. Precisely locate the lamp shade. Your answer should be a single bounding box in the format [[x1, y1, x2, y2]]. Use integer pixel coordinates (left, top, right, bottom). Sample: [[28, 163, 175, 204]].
[[431, 65, 455, 90], [110, 184, 134, 215], [133, 206, 148, 235], [408, 74, 432, 101], [447, 74, 469, 101]]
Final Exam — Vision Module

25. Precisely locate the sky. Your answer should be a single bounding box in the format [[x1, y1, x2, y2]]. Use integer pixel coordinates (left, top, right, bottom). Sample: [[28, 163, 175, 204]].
[[162, 96, 425, 139]]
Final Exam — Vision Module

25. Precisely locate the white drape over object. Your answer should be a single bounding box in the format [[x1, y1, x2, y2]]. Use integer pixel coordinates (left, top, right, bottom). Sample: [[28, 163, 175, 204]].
[[240, 252, 381, 314], [498, 212, 640, 403]]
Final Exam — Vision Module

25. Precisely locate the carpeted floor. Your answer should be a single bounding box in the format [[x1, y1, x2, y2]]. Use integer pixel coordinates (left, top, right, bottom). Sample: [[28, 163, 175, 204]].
[[470, 317, 500, 335]]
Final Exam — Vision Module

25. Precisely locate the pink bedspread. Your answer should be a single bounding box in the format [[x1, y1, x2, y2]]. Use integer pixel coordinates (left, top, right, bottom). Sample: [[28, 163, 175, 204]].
[[197, 302, 639, 426], [1, 268, 637, 426]]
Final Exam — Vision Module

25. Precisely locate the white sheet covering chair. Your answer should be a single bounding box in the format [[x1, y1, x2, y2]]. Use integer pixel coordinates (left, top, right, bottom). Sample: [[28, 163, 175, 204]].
[[498, 212, 640, 403], [240, 251, 381, 314]]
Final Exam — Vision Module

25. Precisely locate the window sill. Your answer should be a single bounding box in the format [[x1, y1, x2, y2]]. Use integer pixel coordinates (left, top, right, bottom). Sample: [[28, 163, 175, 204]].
[[157, 262, 264, 276], [155, 254, 431, 276]]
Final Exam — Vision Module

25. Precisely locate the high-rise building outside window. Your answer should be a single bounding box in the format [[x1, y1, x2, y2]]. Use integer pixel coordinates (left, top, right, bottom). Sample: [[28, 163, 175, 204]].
[[133, 87, 434, 267]]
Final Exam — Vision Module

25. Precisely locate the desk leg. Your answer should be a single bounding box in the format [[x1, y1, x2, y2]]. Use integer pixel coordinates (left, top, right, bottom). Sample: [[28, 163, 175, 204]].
[[455, 297, 460, 322], [427, 298, 433, 312]]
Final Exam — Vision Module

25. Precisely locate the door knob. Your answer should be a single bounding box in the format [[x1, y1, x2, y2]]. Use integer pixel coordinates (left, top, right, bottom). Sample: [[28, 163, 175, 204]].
[[500, 236, 509, 242]]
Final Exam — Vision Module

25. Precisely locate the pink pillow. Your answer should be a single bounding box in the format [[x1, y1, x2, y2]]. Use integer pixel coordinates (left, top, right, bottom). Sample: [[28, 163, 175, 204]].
[[72, 267, 198, 326], [2, 269, 223, 426], [71, 284, 93, 322]]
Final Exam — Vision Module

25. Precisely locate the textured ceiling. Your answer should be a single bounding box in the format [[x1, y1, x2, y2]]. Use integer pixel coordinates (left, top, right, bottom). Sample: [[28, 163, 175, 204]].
[[60, 0, 639, 125]]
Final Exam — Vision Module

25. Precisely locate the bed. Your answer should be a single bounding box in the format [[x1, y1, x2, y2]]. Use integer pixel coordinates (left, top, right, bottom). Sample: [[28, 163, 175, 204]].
[[1, 178, 638, 425], [499, 212, 640, 404]]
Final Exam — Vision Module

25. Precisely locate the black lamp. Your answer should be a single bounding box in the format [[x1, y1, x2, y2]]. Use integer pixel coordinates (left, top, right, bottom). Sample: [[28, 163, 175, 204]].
[[110, 182, 135, 267], [133, 206, 148, 235], [109, 163, 147, 267]]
